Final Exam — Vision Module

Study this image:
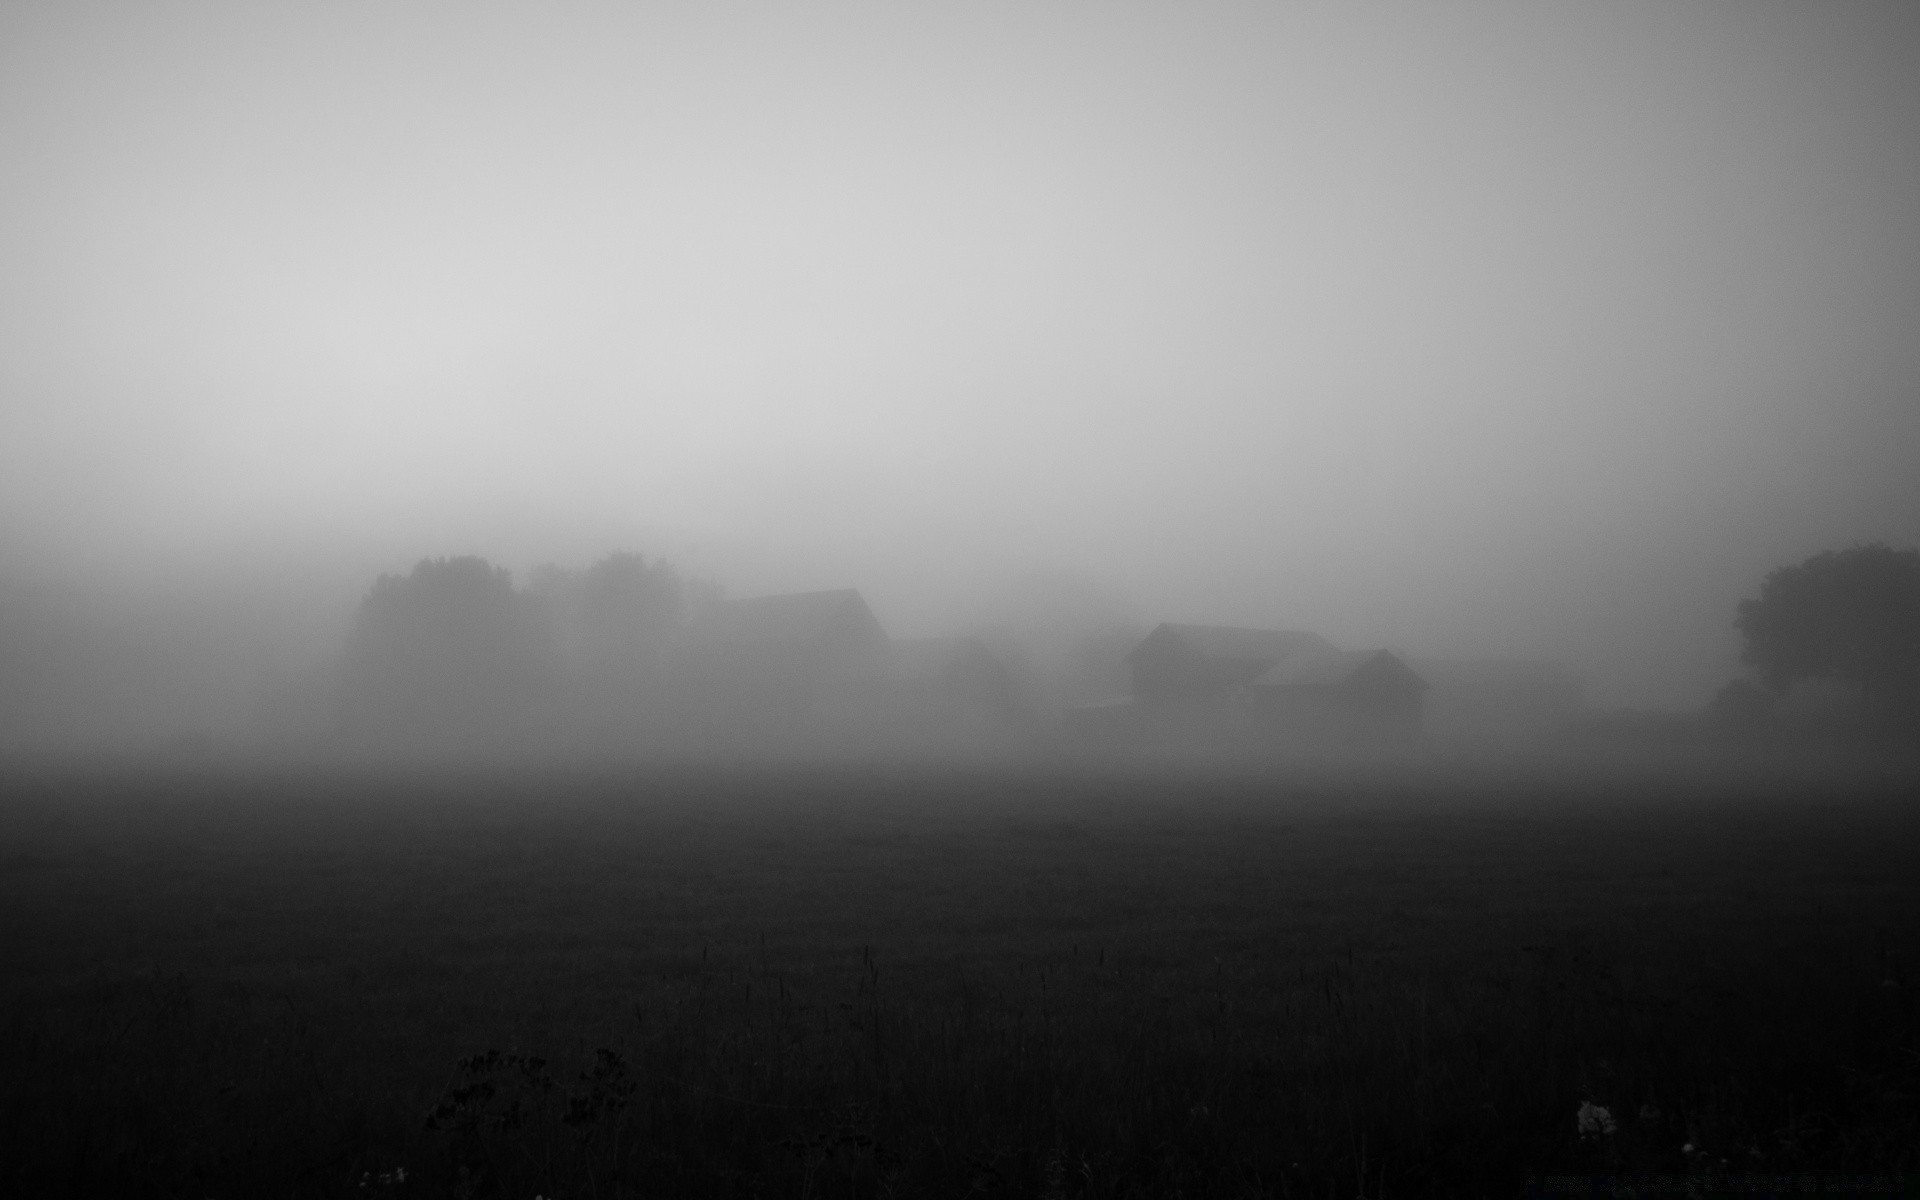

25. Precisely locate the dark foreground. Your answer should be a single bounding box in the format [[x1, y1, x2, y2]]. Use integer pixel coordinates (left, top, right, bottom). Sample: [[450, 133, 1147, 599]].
[[3, 755, 1918, 1198]]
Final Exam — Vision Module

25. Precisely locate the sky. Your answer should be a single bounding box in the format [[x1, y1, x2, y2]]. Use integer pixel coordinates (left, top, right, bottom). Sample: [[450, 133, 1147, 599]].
[[2, 0, 1917, 706]]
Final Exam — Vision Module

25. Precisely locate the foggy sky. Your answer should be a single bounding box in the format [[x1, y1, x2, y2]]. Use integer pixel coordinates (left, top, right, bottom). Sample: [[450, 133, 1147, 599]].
[[4, 1, 1918, 706]]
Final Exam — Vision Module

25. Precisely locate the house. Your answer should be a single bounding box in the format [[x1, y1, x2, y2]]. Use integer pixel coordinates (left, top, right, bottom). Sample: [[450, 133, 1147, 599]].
[[1060, 694, 1151, 744], [862, 636, 1031, 752], [1126, 623, 1337, 702], [886, 637, 1018, 713], [1245, 648, 1427, 745], [669, 589, 890, 740], [1060, 623, 1338, 753], [1068, 625, 1427, 752]]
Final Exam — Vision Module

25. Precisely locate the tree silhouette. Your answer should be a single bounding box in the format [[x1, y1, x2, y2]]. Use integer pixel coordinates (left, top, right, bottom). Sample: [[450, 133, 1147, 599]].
[[528, 552, 699, 672], [338, 556, 559, 745], [1736, 543, 1920, 722]]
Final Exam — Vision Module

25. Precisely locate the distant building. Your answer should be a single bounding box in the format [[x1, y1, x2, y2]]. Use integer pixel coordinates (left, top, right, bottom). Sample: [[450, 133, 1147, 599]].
[[669, 589, 889, 743], [1053, 626, 1152, 711], [1126, 624, 1337, 702], [886, 636, 1018, 713], [1059, 694, 1153, 744], [1066, 625, 1429, 752], [858, 636, 1031, 753], [1246, 648, 1427, 746]]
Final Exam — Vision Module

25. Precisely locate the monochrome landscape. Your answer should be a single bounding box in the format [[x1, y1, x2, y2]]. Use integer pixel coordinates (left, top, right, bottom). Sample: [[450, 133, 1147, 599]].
[[3, 2, 1919, 1195]]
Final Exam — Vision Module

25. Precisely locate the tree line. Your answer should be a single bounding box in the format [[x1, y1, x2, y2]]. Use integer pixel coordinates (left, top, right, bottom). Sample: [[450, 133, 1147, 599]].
[[333, 552, 719, 751]]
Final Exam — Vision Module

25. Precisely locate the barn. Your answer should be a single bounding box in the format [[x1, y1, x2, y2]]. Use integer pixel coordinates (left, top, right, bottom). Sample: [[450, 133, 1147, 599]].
[[669, 589, 890, 743], [866, 636, 1030, 752], [886, 637, 1017, 712], [1245, 648, 1427, 746], [1126, 623, 1337, 701]]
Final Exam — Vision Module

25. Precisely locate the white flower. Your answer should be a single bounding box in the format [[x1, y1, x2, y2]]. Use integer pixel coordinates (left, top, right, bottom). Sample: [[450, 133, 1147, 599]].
[[1576, 1101, 1617, 1138]]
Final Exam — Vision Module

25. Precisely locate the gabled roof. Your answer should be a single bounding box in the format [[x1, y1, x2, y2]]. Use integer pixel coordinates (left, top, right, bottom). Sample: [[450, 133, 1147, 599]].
[[1129, 623, 1335, 666], [686, 589, 885, 646], [1253, 648, 1425, 690]]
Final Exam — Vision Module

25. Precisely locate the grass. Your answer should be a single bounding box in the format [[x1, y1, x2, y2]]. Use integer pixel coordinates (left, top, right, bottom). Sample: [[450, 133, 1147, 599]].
[[1, 753, 1918, 1197]]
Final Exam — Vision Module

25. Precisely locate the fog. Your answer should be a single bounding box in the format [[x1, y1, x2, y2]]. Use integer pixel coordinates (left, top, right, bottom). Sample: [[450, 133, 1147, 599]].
[[3, 1, 1918, 754]]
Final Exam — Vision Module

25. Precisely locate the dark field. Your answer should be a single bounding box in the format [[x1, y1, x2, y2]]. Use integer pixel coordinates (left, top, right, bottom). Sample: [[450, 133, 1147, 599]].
[[4, 756, 1919, 1198]]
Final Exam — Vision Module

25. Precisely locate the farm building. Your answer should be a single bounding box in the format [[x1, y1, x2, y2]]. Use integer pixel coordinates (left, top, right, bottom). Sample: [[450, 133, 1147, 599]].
[[853, 636, 1032, 753], [1126, 623, 1336, 701], [668, 589, 890, 744], [1067, 625, 1429, 752], [1246, 648, 1428, 746], [886, 637, 1018, 712]]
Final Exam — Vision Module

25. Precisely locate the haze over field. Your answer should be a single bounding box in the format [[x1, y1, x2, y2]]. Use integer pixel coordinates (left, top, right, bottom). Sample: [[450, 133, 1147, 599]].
[[3, 0, 1918, 725]]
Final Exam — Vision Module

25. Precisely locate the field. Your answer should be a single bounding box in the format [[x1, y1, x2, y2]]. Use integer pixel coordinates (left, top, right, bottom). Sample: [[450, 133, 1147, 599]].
[[3, 753, 1919, 1198]]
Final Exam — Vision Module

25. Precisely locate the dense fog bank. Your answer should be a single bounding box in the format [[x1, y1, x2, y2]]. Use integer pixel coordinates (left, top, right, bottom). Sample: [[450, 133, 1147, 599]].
[[5, 540, 1911, 766]]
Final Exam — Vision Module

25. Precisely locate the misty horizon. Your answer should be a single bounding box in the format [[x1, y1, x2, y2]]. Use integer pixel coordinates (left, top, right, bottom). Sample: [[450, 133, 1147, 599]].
[[4, 1, 1920, 725], [6, 10, 1920, 1191]]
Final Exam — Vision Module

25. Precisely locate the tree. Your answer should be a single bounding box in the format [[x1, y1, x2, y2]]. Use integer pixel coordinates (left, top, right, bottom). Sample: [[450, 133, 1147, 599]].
[[1735, 543, 1920, 721], [528, 552, 702, 671], [338, 556, 560, 746]]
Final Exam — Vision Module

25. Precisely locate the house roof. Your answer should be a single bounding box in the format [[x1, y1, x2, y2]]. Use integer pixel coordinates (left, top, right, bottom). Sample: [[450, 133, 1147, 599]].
[[1129, 623, 1336, 667], [686, 589, 885, 646], [1252, 648, 1424, 690]]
